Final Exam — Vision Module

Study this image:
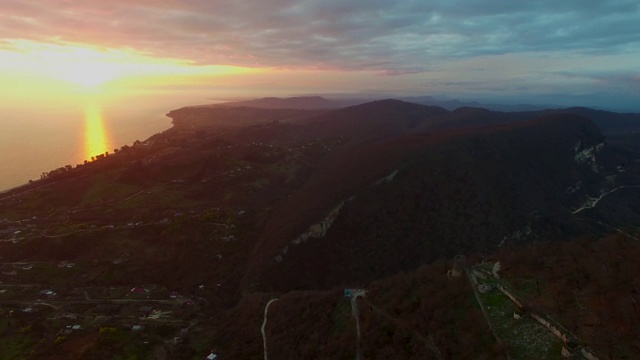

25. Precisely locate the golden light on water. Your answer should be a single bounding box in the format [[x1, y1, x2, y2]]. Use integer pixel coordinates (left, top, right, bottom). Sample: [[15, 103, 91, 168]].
[[0, 39, 272, 169], [84, 101, 110, 161]]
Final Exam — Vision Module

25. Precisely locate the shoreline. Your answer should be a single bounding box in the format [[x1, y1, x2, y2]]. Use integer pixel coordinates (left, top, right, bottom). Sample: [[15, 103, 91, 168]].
[[0, 107, 180, 194]]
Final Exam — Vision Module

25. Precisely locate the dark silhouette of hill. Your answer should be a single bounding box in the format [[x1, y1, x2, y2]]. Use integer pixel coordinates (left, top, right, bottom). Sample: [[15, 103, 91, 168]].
[[242, 108, 640, 292], [166, 105, 327, 130], [167, 97, 640, 138], [425, 106, 517, 129], [220, 93, 554, 112], [432, 106, 640, 135], [559, 107, 640, 135], [221, 96, 340, 109], [402, 95, 549, 112], [394, 105, 640, 136], [301, 99, 449, 147]]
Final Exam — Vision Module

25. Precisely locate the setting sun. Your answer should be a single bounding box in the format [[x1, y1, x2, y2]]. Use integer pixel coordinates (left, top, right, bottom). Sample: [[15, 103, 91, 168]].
[[2, 40, 130, 88], [0, 39, 263, 92], [60, 57, 121, 88]]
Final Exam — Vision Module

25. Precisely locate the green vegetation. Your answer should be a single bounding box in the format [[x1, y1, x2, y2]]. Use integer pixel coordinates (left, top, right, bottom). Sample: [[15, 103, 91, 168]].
[[0, 333, 34, 359], [248, 178, 270, 189], [478, 287, 563, 360], [81, 175, 141, 207], [0, 101, 639, 358], [330, 299, 351, 335]]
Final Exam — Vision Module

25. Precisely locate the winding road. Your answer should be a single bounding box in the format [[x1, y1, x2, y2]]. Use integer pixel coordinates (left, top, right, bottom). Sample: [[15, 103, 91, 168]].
[[573, 185, 640, 214], [262, 298, 278, 360], [349, 289, 366, 360]]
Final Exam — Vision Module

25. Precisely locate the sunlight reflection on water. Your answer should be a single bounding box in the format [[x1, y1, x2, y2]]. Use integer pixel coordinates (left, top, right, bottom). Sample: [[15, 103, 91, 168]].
[[0, 91, 207, 190], [84, 101, 110, 161]]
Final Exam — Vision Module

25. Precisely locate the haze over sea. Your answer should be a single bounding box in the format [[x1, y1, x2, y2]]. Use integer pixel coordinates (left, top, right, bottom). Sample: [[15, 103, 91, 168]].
[[0, 91, 212, 191]]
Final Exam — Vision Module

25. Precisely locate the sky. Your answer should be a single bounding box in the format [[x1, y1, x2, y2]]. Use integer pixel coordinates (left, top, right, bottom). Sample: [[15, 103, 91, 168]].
[[1, 0, 639, 110]]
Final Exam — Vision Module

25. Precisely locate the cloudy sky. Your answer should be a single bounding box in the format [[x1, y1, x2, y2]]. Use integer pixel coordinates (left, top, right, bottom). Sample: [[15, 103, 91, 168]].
[[1, 0, 639, 109]]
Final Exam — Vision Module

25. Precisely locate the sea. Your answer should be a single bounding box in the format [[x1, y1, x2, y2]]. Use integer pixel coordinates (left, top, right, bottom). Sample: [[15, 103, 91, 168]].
[[0, 91, 214, 191]]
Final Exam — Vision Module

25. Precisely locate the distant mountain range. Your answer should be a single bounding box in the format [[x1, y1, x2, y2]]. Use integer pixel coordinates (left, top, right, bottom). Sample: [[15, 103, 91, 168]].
[[219, 95, 552, 112], [237, 100, 640, 291], [399, 95, 552, 111], [175, 97, 640, 292], [219, 96, 341, 109], [216, 96, 640, 135]]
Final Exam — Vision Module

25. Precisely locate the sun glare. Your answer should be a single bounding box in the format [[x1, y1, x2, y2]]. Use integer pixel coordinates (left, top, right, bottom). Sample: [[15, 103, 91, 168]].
[[0, 39, 263, 92], [62, 60, 120, 88], [84, 101, 110, 161], [4, 40, 129, 88]]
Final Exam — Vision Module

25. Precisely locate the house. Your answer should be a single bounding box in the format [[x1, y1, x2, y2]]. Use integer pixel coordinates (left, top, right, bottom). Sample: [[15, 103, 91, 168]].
[[205, 353, 218, 360]]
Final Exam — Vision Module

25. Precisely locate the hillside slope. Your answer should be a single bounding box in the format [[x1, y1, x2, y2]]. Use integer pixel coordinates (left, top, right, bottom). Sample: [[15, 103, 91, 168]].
[[1, 99, 640, 358], [244, 112, 640, 291]]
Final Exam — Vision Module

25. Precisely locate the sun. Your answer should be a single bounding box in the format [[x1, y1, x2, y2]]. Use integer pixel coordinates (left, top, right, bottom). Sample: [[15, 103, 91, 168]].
[[3, 41, 126, 88], [60, 60, 121, 88], [53, 46, 124, 88], [1, 39, 266, 95]]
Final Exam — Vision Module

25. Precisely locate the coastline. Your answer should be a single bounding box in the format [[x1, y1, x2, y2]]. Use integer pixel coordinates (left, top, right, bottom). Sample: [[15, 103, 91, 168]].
[[0, 106, 179, 193]]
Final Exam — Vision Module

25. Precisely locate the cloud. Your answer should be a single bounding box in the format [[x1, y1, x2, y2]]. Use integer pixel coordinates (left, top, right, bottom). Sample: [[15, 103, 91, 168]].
[[1, 0, 639, 73], [378, 68, 433, 76]]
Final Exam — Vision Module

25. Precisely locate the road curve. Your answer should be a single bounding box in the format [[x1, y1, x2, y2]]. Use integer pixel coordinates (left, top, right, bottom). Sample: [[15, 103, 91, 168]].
[[262, 298, 278, 360], [350, 289, 366, 360]]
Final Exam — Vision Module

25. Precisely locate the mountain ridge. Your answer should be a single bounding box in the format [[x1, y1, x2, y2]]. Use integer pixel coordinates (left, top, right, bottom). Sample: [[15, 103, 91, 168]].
[[2, 98, 640, 358], [242, 112, 623, 291]]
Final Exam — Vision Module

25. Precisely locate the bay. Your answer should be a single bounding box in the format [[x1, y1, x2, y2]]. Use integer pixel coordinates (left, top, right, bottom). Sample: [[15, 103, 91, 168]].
[[0, 91, 212, 191]]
